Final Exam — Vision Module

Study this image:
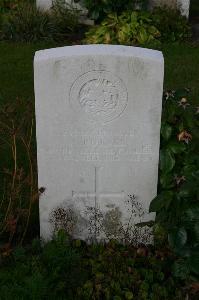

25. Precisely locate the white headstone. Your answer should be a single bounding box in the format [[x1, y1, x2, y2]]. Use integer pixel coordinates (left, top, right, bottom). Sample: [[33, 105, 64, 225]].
[[34, 45, 164, 244], [177, 0, 190, 18], [37, 0, 87, 14], [37, 0, 52, 10], [149, 0, 190, 18]]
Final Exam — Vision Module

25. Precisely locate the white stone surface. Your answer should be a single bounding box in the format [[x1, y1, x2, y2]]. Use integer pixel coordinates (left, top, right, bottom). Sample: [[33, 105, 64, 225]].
[[37, 0, 87, 14], [149, 0, 177, 10], [149, 0, 190, 17], [37, 0, 52, 10], [177, 0, 190, 18], [34, 45, 164, 244]]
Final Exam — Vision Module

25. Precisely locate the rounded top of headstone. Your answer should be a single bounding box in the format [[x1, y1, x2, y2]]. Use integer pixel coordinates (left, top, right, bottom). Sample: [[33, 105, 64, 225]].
[[34, 45, 164, 64]]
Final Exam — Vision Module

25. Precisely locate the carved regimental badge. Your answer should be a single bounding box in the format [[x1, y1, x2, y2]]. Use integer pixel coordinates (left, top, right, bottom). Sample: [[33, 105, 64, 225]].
[[69, 71, 128, 123]]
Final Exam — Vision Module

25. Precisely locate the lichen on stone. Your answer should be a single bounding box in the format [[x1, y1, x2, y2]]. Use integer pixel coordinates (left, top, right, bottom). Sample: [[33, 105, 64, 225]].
[[49, 205, 78, 236]]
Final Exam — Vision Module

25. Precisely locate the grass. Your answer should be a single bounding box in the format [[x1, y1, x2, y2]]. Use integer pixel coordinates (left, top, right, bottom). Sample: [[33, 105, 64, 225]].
[[0, 41, 199, 106], [0, 41, 56, 104], [163, 43, 199, 103]]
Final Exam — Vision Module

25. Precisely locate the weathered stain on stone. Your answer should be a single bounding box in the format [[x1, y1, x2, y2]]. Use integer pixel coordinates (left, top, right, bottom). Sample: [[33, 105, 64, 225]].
[[49, 206, 78, 235], [102, 207, 124, 239]]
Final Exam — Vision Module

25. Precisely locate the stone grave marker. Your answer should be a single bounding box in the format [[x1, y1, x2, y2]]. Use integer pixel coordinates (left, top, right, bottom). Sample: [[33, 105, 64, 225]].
[[177, 0, 190, 18], [37, 0, 88, 14], [149, 0, 190, 18], [34, 45, 164, 244]]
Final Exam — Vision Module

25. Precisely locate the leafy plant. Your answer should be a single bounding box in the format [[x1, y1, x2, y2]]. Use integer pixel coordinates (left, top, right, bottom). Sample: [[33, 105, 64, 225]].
[[150, 89, 199, 280], [0, 231, 187, 299], [0, 231, 85, 299], [1, 2, 52, 42], [152, 7, 191, 42], [50, 0, 79, 41], [83, 0, 148, 21], [0, 0, 79, 42], [84, 7, 191, 47], [0, 0, 19, 14], [84, 10, 161, 47], [0, 0, 36, 15]]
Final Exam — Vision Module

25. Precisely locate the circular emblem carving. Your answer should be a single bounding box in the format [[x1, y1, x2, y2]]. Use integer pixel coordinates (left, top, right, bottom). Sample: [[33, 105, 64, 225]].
[[69, 71, 128, 123]]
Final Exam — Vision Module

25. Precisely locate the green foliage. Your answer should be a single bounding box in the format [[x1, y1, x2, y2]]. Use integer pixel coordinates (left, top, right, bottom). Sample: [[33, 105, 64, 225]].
[[0, 231, 186, 299], [152, 7, 191, 43], [0, 0, 35, 13], [84, 8, 191, 46], [0, 1, 79, 42], [83, 0, 148, 21], [85, 11, 161, 47], [50, 0, 80, 41], [0, 232, 85, 299], [77, 241, 184, 300], [150, 89, 199, 280], [0, 0, 19, 14], [1, 3, 51, 42]]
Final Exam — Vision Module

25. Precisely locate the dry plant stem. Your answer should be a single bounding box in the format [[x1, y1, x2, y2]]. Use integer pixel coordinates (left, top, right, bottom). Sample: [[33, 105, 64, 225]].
[[0, 120, 12, 131], [20, 126, 34, 244], [0, 180, 6, 211], [28, 118, 34, 149], [0, 121, 17, 235], [0, 137, 11, 147], [0, 181, 6, 232], [0, 121, 12, 146]]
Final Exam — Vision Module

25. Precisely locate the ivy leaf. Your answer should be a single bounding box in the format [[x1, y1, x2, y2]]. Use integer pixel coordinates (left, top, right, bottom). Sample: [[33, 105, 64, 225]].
[[172, 259, 190, 280], [168, 228, 187, 250], [168, 140, 186, 154], [194, 223, 199, 242], [177, 188, 190, 199], [135, 221, 154, 228], [149, 191, 173, 212], [161, 123, 172, 140], [160, 149, 175, 173], [125, 291, 134, 300], [113, 296, 122, 300], [188, 253, 199, 275], [160, 173, 175, 189], [184, 207, 199, 221], [91, 10, 100, 20]]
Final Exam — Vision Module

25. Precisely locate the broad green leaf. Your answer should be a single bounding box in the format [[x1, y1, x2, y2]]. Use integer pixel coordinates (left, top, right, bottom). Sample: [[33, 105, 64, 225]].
[[172, 259, 190, 280], [168, 140, 186, 154], [114, 297, 122, 300], [130, 11, 138, 23], [194, 223, 199, 242], [177, 188, 190, 199], [125, 291, 134, 300], [160, 173, 175, 189], [91, 10, 100, 20], [188, 253, 199, 275], [149, 191, 173, 212], [138, 27, 148, 43], [161, 123, 172, 140], [135, 221, 154, 228], [184, 207, 199, 221], [168, 228, 187, 250], [160, 149, 175, 173]]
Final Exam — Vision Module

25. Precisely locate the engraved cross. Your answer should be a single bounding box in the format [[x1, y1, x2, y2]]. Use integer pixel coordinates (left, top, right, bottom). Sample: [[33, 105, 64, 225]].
[[72, 167, 126, 238]]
